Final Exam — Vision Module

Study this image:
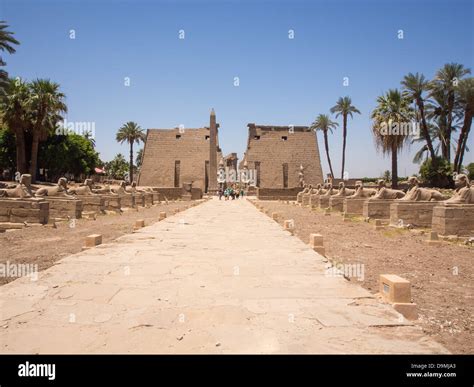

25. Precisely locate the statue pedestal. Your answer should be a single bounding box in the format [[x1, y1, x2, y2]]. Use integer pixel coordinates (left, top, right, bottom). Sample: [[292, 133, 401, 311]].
[[133, 193, 145, 207], [0, 198, 49, 224], [318, 196, 331, 209], [80, 196, 106, 214], [343, 198, 366, 215], [432, 204, 474, 236], [329, 196, 345, 212], [302, 193, 312, 207], [118, 194, 135, 208], [45, 198, 83, 220], [309, 194, 320, 209], [363, 200, 394, 219], [390, 201, 438, 227], [101, 195, 122, 212]]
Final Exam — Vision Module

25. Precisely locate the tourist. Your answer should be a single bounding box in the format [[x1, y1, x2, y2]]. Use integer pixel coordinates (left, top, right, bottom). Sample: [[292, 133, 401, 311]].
[[240, 189, 244, 198], [218, 188, 223, 200]]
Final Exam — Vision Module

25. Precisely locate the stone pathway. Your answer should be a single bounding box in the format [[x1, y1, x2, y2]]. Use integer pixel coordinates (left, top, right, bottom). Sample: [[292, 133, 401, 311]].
[[0, 198, 448, 353]]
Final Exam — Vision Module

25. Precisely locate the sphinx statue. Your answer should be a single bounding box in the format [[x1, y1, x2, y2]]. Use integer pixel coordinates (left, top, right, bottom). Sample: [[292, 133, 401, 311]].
[[322, 182, 338, 196], [313, 183, 327, 196], [35, 177, 75, 198], [111, 181, 131, 195], [445, 174, 474, 204], [126, 181, 153, 193], [369, 180, 405, 200], [0, 174, 35, 198], [297, 184, 310, 202], [334, 181, 355, 197], [399, 176, 447, 201], [348, 180, 377, 199], [68, 179, 97, 196]]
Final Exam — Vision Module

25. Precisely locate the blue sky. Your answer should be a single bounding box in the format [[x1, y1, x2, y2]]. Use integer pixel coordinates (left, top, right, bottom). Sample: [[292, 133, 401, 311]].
[[1, 0, 473, 178]]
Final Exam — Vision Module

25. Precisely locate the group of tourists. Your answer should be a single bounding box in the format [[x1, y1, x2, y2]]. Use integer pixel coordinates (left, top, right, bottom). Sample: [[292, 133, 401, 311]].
[[218, 186, 244, 200]]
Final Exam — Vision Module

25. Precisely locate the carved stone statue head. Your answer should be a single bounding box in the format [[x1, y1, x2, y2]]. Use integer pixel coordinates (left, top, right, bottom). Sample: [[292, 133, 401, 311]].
[[407, 176, 420, 186], [454, 173, 469, 189]]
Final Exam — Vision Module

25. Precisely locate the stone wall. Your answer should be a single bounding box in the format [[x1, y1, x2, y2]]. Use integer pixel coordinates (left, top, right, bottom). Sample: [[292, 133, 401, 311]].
[[0, 199, 49, 224], [138, 127, 221, 192], [257, 187, 303, 200], [243, 124, 324, 189], [432, 204, 474, 236], [45, 198, 83, 219]]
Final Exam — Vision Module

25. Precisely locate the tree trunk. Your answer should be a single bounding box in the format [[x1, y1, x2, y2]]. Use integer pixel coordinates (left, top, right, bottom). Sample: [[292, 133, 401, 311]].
[[324, 131, 334, 179], [29, 132, 39, 183], [129, 142, 134, 183], [457, 110, 472, 170], [445, 92, 455, 162], [341, 114, 347, 179], [417, 98, 436, 160], [14, 128, 27, 174], [391, 142, 398, 189]]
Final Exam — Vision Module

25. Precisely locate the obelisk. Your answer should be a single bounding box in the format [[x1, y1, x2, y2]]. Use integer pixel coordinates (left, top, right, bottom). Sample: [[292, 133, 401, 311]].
[[208, 108, 218, 194]]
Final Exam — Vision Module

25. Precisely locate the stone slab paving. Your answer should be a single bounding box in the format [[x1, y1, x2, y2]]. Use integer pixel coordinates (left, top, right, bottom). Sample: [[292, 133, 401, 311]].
[[0, 198, 448, 353]]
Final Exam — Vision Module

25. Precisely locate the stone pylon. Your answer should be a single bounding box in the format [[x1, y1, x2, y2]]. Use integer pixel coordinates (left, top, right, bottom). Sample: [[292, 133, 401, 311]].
[[208, 108, 218, 194]]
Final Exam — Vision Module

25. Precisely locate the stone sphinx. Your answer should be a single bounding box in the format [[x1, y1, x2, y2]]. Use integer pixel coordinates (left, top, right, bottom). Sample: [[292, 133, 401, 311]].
[[445, 174, 474, 204], [297, 184, 310, 203], [68, 179, 96, 196], [399, 176, 446, 201], [35, 177, 74, 198], [364, 180, 405, 219], [334, 182, 355, 197], [370, 180, 405, 200], [301, 184, 314, 206], [432, 174, 474, 236], [348, 181, 377, 199], [314, 183, 327, 196], [111, 181, 131, 195], [322, 183, 338, 196], [0, 174, 34, 198]]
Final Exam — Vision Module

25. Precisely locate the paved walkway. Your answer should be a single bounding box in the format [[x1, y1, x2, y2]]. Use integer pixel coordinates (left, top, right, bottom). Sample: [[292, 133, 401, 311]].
[[0, 198, 447, 353]]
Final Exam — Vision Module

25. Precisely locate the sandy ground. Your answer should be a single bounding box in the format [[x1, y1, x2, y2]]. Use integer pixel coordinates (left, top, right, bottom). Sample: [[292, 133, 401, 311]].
[[0, 200, 195, 286], [0, 197, 447, 354], [255, 200, 473, 354]]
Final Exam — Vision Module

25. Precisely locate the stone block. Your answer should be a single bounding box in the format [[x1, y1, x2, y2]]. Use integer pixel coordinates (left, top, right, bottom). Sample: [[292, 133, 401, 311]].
[[390, 201, 438, 228], [329, 196, 345, 212], [134, 219, 145, 229], [159, 212, 167, 220], [379, 274, 411, 303], [343, 198, 366, 215], [80, 196, 106, 214], [363, 200, 393, 219], [318, 196, 330, 209], [309, 233, 324, 247], [0, 199, 49, 224], [45, 198, 83, 219], [85, 234, 102, 248], [431, 204, 474, 236]]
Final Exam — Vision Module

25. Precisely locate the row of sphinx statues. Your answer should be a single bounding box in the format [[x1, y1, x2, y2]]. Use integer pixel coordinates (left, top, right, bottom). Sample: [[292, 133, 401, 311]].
[[0, 174, 153, 199], [297, 174, 474, 205]]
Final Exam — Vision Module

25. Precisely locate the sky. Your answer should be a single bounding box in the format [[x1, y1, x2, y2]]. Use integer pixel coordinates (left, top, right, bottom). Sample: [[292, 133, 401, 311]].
[[1, 0, 473, 178]]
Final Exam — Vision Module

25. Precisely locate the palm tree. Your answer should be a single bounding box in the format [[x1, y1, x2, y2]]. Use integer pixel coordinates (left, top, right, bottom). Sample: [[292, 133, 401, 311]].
[[430, 63, 471, 161], [28, 79, 67, 182], [310, 114, 338, 179], [401, 72, 436, 161], [116, 122, 145, 183], [0, 21, 19, 94], [330, 96, 361, 179], [84, 130, 96, 148], [1, 78, 30, 173], [371, 89, 414, 189], [454, 77, 474, 172]]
